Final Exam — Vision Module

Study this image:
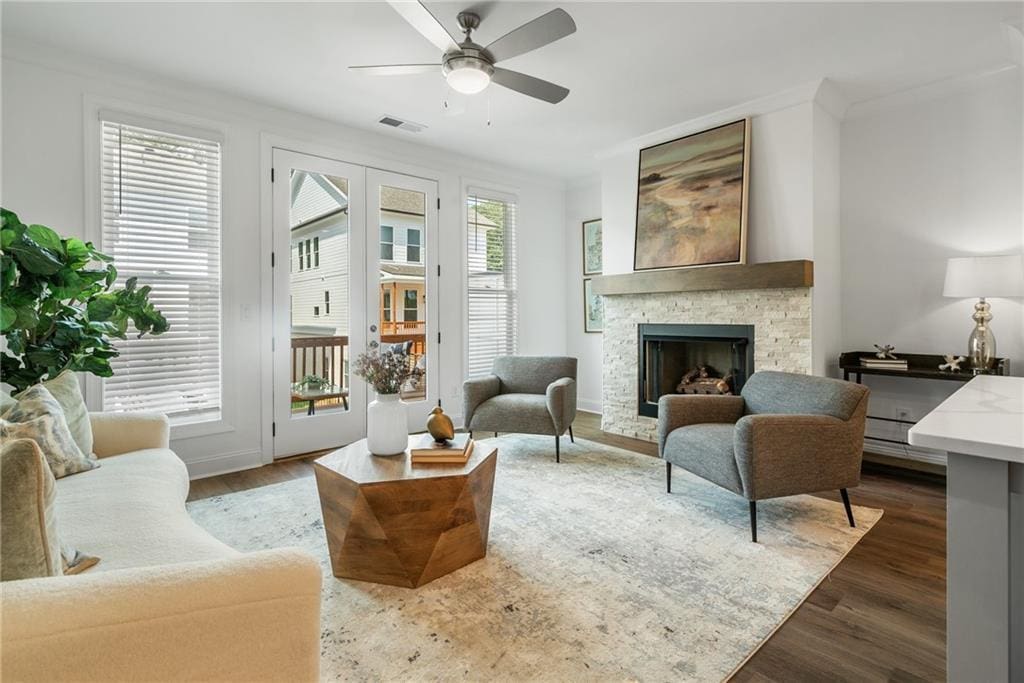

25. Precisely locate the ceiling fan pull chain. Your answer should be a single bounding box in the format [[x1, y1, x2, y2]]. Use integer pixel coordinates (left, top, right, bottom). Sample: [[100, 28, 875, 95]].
[[487, 97, 492, 127]]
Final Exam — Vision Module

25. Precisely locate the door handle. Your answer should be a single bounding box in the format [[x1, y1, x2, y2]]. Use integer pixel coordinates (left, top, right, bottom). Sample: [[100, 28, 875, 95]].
[[369, 324, 378, 333], [369, 340, 379, 349]]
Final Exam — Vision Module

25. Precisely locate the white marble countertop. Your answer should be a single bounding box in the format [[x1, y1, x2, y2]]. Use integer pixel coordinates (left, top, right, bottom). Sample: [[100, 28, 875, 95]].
[[908, 375, 1024, 463]]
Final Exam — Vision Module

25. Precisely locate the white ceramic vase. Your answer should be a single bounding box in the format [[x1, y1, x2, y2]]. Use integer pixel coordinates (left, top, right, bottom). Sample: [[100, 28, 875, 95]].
[[366, 393, 408, 455]]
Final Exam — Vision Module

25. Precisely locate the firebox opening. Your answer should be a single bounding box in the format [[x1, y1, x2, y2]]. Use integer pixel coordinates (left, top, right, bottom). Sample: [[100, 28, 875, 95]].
[[638, 323, 754, 418]]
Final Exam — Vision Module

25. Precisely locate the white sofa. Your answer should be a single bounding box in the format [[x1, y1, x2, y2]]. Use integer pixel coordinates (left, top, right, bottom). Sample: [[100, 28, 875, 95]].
[[1, 412, 323, 682]]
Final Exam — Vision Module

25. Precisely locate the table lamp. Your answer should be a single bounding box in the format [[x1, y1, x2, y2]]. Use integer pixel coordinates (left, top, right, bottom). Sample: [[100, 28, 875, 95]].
[[943, 253, 1024, 372]]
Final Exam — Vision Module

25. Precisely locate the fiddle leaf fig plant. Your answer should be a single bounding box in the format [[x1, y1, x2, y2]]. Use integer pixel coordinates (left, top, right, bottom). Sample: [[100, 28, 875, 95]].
[[0, 208, 169, 393]]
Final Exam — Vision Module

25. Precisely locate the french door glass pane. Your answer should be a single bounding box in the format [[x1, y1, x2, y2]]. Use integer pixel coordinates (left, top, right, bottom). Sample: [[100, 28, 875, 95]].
[[288, 170, 351, 418], [378, 185, 426, 401]]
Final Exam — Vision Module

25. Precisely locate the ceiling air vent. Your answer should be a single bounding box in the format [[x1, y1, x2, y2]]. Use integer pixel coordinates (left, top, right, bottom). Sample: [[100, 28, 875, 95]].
[[378, 115, 425, 133]]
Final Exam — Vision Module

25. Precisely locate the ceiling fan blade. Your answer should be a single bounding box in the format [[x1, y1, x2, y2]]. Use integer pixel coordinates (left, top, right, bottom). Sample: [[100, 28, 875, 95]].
[[386, 0, 460, 53], [484, 8, 576, 63], [349, 64, 439, 76], [491, 67, 569, 104]]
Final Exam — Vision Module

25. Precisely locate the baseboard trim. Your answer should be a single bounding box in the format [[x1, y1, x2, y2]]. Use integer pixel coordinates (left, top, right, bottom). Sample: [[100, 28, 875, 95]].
[[185, 449, 263, 480], [577, 401, 601, 415], [862, 441, 947, 466], [864, 450, 946, 476]]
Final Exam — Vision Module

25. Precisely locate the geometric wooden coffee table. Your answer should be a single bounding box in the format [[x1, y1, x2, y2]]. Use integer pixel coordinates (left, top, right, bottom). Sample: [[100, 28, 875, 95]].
[[313, 436, 497, 588]]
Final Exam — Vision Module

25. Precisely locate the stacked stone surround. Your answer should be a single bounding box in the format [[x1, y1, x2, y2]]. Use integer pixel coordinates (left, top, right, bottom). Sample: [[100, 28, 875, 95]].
[[601, 287, 813, 442]]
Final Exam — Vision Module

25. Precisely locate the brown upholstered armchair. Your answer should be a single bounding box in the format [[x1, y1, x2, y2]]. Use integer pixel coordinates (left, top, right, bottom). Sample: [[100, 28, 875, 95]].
[[658, 371, 870, 542]]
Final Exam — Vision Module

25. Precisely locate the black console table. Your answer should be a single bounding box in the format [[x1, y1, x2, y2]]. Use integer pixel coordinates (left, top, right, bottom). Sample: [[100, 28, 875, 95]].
[[839, 351, 1009, 447]]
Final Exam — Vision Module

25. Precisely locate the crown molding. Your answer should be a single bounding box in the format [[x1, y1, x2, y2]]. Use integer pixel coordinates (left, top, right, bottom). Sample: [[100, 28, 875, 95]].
[[844, 63, 1020, 121], [595, 79, 826, 161]]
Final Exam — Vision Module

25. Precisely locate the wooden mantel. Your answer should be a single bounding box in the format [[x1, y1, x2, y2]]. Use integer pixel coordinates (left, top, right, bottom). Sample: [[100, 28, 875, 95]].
[[591, 260, 813, 296]]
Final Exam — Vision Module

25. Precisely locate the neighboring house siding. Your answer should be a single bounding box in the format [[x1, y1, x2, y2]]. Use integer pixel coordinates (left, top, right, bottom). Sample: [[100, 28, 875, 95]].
[[290, 214, 350, 334]]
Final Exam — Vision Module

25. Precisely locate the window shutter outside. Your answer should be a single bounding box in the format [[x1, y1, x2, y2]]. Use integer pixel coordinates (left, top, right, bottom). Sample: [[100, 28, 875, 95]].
[[100, 118, 222, 424], [466, 190, 518, 379]]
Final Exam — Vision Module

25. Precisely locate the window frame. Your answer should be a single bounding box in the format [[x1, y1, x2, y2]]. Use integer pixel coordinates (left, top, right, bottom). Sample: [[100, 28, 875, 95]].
[[380, 225, 395, 262], [403, 288, 418, 322], [91, 107, 229, 438], [406, 227, 422, 263], [464, 184, 519, 380]]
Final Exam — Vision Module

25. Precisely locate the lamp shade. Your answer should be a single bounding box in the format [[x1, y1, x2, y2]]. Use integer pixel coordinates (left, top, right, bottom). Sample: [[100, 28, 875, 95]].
[[943, 254, 1024, 298]]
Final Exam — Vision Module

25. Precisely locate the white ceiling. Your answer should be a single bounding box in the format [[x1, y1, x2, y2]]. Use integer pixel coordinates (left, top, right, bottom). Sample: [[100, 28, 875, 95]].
[[3, 2, 1020, 178]]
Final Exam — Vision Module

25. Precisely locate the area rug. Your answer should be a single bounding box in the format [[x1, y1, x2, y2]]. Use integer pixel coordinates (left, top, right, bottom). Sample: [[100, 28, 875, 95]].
[[188, 435, 882, 681]]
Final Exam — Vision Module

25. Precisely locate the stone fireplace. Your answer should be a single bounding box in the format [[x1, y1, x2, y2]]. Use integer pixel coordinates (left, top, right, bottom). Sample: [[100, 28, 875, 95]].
[[594, 261, 815, 442]]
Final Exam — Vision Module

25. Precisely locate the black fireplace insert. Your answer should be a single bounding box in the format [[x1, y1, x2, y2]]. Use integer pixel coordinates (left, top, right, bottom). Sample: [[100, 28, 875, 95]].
[[638, 323, 755, 418]]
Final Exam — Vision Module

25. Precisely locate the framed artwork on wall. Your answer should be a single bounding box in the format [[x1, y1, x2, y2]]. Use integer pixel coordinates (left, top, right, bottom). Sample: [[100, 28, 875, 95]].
[[634, 118, 750, 271], [583, 278, 604, 333], [582, 218, 602, 275]]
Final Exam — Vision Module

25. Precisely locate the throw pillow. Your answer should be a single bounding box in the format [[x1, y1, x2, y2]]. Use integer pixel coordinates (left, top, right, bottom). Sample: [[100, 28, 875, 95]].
[[37, 371, 94, 458], [1, 385, 99, 478], [0, 438, 62, 580], [0, 391, 16, 414], [0, 438, 100, 579]]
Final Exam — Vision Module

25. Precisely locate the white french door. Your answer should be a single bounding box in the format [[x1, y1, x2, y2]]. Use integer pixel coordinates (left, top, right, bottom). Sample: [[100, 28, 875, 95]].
[[366, 169, 439, 430], [272, 149, 367, 456], [272, 150, 439, 457]]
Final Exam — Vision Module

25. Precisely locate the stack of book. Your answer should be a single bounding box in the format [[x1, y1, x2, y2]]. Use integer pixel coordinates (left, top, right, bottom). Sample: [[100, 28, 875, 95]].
[[410, 433, 474, 465], [859, 356, 908, 370]]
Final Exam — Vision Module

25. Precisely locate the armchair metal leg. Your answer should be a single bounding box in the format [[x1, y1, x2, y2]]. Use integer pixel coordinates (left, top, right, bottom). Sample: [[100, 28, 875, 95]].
[[840, 488, 856, 528], [494, 431, 499, 438], [569, 426, 574, 443], [749, 501, 758, 543], [469, 431, 473, 440], [555, 436, 560, 463], [666, 462, 672, 493]]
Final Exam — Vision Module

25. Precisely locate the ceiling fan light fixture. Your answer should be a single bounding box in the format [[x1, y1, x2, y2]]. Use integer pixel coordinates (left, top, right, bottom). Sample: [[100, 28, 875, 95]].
[[443, 55, 493, 95]]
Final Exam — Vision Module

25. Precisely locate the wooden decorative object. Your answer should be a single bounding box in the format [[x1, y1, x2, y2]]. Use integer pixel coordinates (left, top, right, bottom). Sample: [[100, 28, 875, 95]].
[[313, 437, 497, 588]]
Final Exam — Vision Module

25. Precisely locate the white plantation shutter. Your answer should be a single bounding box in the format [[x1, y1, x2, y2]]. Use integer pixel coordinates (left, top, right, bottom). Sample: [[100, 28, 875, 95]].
[[466, 189, 518, 378], [100, 117, 222, 424]]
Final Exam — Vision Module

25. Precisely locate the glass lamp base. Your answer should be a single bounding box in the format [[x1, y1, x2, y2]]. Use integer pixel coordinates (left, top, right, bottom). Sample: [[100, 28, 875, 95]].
[[968, 298, 995, 373]]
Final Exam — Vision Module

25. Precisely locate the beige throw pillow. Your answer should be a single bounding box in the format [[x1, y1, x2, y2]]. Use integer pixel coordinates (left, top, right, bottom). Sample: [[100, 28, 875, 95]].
[[0, 438, 62, 580], [1, 385, 99, 478], [0, 438, 100, 579], [37, 371, 94, 458]]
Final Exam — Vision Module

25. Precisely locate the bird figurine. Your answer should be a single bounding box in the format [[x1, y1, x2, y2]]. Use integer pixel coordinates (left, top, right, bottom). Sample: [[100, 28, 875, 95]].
[[426, 406, 455, 443], [939, 355, 966, 372], [874, 344, 897, 360]]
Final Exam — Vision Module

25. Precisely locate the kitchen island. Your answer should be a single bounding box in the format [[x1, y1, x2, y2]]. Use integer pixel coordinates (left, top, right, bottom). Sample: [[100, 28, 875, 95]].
[[909, 375, 1023, 682]]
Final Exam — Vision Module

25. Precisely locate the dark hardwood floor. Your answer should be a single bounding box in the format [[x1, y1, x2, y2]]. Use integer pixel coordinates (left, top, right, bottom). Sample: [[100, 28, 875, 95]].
[[187, 411, 947, 682]]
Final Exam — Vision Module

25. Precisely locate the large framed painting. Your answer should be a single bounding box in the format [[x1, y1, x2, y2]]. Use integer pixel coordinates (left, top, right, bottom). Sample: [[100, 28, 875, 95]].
[[634, 118, 750, 271], [582, 218, 602, 275], [583, 278, 603, 333]]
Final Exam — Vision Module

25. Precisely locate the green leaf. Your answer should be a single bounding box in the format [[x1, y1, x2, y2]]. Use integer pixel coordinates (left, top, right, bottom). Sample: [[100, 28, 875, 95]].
[[86, 294, 118, 321], [0, 304, 16, 331], [25, 224, 63, 253], [0, 208, 23, 230], [65, 238, 91, 265], [8, 236, 63, 275]]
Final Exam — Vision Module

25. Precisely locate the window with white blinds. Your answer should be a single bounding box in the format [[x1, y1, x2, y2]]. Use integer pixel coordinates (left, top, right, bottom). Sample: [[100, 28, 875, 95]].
[[466, 189, 518, 378], [100, 117, 222, 424]]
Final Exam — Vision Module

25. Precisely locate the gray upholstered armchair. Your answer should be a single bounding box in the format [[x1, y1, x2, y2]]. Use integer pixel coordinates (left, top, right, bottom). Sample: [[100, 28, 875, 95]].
[[463, 356, 578, 462], [658, 371, 869, 542]]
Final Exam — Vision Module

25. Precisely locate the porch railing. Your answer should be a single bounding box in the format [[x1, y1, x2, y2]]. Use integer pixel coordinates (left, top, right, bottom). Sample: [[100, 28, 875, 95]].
[[290, 333, 426, 395]]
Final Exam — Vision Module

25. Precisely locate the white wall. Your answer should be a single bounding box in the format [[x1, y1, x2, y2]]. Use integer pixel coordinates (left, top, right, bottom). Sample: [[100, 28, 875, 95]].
[[841, 66, 1023, 462], [1, 49, 567, 477], [564, 179, 602, 413], [811, 102, 843, 376]]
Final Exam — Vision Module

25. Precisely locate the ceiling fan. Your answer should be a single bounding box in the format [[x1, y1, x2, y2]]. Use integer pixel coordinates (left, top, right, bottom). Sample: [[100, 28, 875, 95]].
[[350, 1, 576, 104]]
